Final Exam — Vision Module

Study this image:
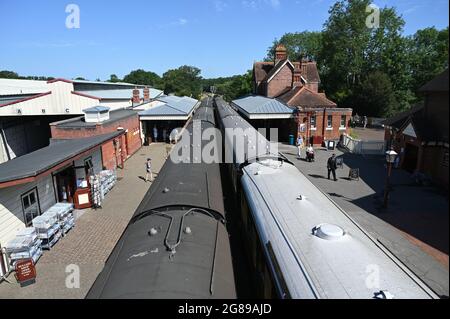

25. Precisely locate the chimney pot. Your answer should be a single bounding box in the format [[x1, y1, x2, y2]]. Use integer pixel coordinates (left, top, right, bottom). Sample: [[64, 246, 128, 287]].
[[143, 86, 150, 102], [132, 88, 141, 106]]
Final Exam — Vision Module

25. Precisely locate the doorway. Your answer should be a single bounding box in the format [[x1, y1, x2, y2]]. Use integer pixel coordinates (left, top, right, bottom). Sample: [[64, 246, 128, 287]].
[[403, 143, 419, 173], [54, 166, 76, 203]]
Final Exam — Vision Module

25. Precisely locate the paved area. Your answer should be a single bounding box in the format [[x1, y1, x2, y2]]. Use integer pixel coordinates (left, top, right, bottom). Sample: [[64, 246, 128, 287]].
[[351, 127, 385, 141], [279, 143, 449, 297], [0, 143, 169, 299]]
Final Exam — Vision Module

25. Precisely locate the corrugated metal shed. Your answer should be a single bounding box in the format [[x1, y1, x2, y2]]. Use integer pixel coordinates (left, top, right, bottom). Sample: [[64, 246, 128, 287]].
[[139, 96, 199, 118], [138, 104, 186, 116], [232, 95, 294, 114], [76, 88, 163, 100], [156, 96, 198, 113], [0, 79, 48, 95], [0, 94, 39, 106]]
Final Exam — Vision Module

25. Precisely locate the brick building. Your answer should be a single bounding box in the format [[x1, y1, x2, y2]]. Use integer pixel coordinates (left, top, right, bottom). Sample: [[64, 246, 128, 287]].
[[252, 44, 352, 145], [384, 69, 449, 189], [50, 107, 142, 170]]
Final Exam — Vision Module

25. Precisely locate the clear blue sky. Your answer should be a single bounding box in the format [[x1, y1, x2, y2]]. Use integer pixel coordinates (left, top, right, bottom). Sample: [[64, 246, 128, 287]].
[[0, 0, 448, 80]]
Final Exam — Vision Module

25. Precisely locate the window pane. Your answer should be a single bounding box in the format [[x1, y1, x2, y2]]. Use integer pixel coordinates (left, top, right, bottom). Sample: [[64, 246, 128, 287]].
[[23, 196, 30, 209], [29, 192, 36, 205]]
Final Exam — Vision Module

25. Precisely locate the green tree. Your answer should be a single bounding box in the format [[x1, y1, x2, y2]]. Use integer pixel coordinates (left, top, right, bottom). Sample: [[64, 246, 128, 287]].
[[354, 71, 397, 117], [319, 0, 372, 103], [123, 69, 162, 87], [408, 27, 449, 95], [162, 66, 203, 98], [215, 70, 253, 101], [266, 31, 323, 61], [0, 70, 20, 79], [108, 74, 121, 83]]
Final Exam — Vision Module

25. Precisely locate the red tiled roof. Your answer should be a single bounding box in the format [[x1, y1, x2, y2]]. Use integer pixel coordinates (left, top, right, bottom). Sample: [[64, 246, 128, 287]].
[[278, 86, 336, 108]]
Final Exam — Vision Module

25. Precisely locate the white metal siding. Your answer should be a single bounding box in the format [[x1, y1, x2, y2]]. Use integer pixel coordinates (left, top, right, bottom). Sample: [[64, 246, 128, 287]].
[[0, 175, 56, 247], [0, 81, 100, 116]]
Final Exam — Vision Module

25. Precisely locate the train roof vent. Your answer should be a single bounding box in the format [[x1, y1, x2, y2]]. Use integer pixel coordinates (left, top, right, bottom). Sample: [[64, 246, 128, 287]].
[[313, 223, 345, 240], [374, 290, 395, 299]]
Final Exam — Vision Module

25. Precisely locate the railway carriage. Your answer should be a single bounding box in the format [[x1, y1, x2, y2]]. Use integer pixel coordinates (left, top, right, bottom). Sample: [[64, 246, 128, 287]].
[[87, 100, 236, 299], [214, 96, 438, 299]]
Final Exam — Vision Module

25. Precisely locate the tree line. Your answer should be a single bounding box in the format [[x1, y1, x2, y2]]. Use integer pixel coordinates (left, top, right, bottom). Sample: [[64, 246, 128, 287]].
[[2, 0, 447, 115], [0, 66, 252, 102], [267, 0, 448, 117]]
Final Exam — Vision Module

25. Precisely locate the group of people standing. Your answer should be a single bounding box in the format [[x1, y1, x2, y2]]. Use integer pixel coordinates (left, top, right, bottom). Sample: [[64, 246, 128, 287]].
[[152, 126, 179, 144]]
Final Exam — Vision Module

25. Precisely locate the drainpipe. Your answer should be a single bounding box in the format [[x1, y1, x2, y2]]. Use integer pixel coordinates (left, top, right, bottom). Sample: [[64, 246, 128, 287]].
[[0, 122, 11, 161], [322, 108, 326, 145]]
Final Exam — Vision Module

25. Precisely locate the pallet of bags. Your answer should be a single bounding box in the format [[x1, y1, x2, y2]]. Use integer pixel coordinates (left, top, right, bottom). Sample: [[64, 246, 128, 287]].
[[32, 212, 61, 250], [46, 203, 75, 236], [4, 227, 42, 267]]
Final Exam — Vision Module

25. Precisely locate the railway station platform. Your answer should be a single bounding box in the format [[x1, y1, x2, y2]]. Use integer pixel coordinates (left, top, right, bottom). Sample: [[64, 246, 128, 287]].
[[0, 143, 170, 299], [279, 143, 449, 297]]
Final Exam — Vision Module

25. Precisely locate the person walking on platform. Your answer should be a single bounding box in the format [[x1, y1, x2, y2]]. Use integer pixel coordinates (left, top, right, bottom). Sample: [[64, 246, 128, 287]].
[[297, 135, 304, 159], [145, 158, 153, 182], [327, 154, 338, 181]]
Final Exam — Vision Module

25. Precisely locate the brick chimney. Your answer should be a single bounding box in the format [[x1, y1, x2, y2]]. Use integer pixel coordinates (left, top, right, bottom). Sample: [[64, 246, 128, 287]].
[[293, 61, 302, 88], [275, 44, 287, 65], [143, 86, 150, 102], [132, 88, 140, 106]]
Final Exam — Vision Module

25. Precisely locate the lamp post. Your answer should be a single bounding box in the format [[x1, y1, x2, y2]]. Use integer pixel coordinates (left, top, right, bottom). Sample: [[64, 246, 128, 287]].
[[383, 149, 398, 209]]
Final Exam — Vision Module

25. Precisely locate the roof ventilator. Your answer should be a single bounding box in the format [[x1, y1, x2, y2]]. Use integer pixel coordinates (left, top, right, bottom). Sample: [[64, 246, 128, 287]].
[[312, 223, 345, 240], [374, 290, 395, 299]]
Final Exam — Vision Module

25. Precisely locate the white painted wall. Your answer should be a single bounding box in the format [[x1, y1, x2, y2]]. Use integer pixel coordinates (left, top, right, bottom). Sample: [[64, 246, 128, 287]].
[[0, 175, 56, 247], [0, 81, 100, 116]]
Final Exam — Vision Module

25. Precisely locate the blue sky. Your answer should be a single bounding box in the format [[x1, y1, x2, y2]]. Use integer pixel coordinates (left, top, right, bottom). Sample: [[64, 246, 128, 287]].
[[0, 0, 448, 80]]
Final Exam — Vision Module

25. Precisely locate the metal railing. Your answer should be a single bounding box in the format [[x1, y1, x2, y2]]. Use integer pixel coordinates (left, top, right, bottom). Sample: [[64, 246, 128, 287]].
[[342, 133, 386, 155]]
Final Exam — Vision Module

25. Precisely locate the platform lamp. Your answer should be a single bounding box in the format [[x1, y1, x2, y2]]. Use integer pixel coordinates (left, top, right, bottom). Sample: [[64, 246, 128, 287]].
[[383, 149, 398, 209]]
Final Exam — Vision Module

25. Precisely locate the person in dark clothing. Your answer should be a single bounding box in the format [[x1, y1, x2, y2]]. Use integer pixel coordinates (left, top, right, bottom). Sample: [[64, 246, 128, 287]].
[[327, 154, 338, 181]]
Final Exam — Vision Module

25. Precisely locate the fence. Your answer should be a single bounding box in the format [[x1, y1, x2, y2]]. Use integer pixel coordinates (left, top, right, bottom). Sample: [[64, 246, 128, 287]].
[[342, 133, 386, 155], [351, 116, 386, 128]]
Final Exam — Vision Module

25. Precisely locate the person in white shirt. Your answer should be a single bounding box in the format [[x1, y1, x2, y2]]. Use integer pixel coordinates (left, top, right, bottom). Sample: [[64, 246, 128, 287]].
[[297, 136, 304, 159]]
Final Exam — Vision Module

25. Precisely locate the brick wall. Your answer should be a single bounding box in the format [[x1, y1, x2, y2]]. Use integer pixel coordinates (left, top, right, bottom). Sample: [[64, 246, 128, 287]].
[[297, 109, 352, 145], [267, 64, 293, 98], [51, 114, 142, 160], [101, 140, 117, 170]]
